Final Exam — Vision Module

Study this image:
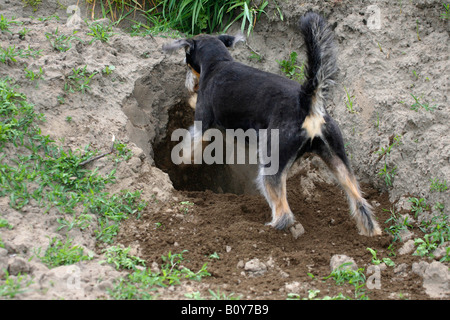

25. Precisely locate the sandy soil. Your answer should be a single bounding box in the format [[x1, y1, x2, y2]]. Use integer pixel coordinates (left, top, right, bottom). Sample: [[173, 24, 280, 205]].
[[0, 0, 448, 300]]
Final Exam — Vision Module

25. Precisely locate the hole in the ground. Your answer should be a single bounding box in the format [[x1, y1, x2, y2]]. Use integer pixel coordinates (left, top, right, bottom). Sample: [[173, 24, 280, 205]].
[[153, 102, 258, 195]]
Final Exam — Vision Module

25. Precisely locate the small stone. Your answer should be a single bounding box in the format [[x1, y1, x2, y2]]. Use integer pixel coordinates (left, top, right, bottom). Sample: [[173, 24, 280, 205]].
[[330, 254, 357, 271], [289, 223, 305, 239], [399, 239, 415, 255]]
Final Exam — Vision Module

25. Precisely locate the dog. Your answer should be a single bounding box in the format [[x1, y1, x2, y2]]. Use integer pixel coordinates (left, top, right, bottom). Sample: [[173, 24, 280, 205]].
[[162, 12, 381, 236]]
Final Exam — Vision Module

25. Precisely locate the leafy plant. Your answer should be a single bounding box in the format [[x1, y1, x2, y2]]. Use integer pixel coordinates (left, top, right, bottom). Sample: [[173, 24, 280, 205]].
[[24, 66, 44, 87], [108, 250, 210, 300], [343, 86, 357, 113], [64, 65, 98, 94], [0, 78, 146, 244], [383, 207, 413, 252], [45, 28, 82, 52], [410, 94, 436, 112], [87, 22, 116, 43], [408, 197, 429, 218], [0, 15, 21, 33], [22, 0, 43, 12], [277, 51, 305, 83], [101, 246, 146, 270], [366, 248, 395, 266], [416, 212, 449, 260], [323, 262, 368, 300], [442, 2, 450, 19], [0, 271, 33, 299], [430, 178, 447, 192], [102, 65, 116, 75], [378, 163, 397, 187]]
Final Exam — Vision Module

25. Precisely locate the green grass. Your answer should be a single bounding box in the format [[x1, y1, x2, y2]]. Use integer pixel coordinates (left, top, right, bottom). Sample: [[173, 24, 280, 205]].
[[0, 271, 33, 299], [442, 3, 450, 19], [383, 206, 413, 254], [0, 15, 21, 34], [410, 94, 436, 112], [24, 66, 44, 87], [22, 0, 43, 12], [416, 212, 449, 261], [34, 236, 93, 268], [0, 77, 146, 244], [64, 65, 98, 94], [343, 86, 357, 114], [45, 28, 83, 52], [101, 246, 146, 270], [277, 51, 305, 83], [108, 250, 211, 300], [88, 0, 283, 36], [87, 22, 116, 43], [430, 178, 447, 192], [323, 262, 368, 300]]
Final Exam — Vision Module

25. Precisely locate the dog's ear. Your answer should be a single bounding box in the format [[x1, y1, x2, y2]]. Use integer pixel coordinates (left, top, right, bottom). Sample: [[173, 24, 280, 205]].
[[217, 32, 245, 48], [162, 39, 194, 54]]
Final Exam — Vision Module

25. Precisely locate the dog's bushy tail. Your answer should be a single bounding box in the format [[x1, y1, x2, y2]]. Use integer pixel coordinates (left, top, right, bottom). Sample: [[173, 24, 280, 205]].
[[299, 12, 338, 116]]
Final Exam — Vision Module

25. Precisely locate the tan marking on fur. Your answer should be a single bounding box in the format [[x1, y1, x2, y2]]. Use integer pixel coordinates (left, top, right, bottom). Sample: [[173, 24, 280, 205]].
[[264, 172, 291, 218], [302, 114, 325, 139], [188, 93, 197, 110], [188, 65, 200, 85]]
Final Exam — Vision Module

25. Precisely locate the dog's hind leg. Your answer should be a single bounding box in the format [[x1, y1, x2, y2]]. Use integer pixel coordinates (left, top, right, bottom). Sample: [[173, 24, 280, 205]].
[[257, 167, 295, 230], [312, 117, 381, 236]]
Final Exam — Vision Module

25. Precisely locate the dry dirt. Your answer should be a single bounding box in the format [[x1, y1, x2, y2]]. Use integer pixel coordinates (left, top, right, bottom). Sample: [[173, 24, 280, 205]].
[[0, 0, 448, 300]]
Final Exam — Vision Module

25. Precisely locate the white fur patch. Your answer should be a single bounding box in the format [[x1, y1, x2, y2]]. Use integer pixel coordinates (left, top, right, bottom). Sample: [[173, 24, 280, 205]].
[[185, 69, 197, 93]]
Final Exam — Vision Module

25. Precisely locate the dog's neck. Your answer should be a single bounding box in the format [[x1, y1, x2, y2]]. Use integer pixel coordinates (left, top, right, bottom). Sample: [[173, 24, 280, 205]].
[[194, 44, 233, 73]]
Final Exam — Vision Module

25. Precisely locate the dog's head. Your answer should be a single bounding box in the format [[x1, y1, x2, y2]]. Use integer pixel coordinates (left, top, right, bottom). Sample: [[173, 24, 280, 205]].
[[163, 33, 245, 92]]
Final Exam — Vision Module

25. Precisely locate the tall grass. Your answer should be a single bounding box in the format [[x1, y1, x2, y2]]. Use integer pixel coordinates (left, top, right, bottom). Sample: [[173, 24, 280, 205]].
[[87, 0, 279, 35]]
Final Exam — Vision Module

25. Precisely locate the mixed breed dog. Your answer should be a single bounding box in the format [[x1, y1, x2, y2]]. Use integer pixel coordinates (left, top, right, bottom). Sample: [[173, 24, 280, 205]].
[[162, 12, 381, 237]]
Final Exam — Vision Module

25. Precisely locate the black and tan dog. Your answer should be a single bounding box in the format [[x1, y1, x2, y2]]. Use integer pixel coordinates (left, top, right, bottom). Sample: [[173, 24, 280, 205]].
[[163, 12, 381, 236]]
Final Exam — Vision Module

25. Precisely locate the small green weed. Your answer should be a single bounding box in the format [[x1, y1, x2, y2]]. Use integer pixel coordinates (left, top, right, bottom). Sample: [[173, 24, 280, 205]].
[[383, 207, 413, 254], [22, 0, 43, 12], [179, 200, 194, 214], [102, 65, 116, 75], [442, 3, 450, 19], [87, 22, 116, 43], [378, 163, 397, 187], [0, 15, 21, 33], [19, 27, 31, 39], [0, 46, 19, 64], [45, 28, 82, 52], [343, 86, 357, 114], [1, 78, 146, 243], [408, 197, 429, 218], [430, 178, 447, 192], [24, 66, 44, 87], [0, 271, 33, 299], [277, 51, 305, 83], [416, 212, 449, 260], [64, 65, 98, 94], [323, 262, 368, 300], [101, 246, 146, 270], [34, 236, 93, 268], [108, 250, 210, 300], [366, 248, 395, 266], [410, 94, 436, 112]]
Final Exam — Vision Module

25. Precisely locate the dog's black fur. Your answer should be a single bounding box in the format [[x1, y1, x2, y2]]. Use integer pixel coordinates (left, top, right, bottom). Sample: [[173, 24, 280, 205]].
[[163, 12, 381, 236]]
